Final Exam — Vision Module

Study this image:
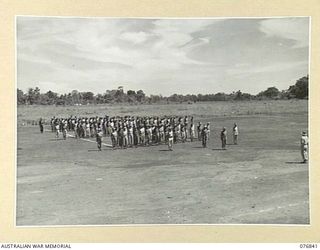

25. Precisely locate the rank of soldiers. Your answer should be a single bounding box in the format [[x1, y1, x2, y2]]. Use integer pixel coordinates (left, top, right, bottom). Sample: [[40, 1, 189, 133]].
[[45, 115, 234, 150]]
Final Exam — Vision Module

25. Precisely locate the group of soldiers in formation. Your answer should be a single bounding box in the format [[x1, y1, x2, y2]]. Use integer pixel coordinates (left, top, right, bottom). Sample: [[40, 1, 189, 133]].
[[40, 115, 240, 151], [39, 115, 309, 163]]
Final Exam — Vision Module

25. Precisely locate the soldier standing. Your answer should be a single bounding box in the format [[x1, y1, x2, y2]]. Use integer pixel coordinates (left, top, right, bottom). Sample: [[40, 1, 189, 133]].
[[140, 126, 145, 146], [96, 129, 103, 151], [128, 125, 133, 147], [168, 128, 174, 151], [123, 126, 128, 148], [181, 126, 186, 143], [197, 122, 202, 141], [62, 121, 68, 140], [51, 116, 55, 132], [133, 125, 139, 147], [39, 118, 44, 133], [301, 131, 308, 163], [190, 123, 195, 142], [220, 127, 227, 150], [111, 128, 118, 149], [202, 126, 209, 148], [233, 123, 239, 145], [55, 120, 60, 138]]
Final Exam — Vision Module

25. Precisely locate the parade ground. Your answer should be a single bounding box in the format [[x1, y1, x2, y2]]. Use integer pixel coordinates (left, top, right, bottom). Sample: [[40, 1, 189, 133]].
[[16, 100, 309, 225]]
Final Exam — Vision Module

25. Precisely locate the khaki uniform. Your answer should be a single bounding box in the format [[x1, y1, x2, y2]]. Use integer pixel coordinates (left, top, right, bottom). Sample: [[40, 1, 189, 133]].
[[233, 125, 239, 145], [301, 134, 308, 162], [168, 130, 173, 150]]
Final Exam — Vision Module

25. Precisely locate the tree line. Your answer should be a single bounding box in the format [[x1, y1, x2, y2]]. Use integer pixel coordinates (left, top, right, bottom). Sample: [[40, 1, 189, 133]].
[[17, 75, 308, 105]]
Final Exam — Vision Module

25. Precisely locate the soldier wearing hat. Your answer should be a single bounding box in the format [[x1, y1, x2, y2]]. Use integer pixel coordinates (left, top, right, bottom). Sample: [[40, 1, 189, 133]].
[[301, 131, 308, 163]]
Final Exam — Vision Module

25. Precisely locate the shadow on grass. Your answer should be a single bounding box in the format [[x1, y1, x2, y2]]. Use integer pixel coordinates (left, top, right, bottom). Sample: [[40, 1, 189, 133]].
[[212, 148, 226, 151], [88, 149, 102, 152], [285, 161, 306, 164], [103, 148, 117, 151], [193, 146, 205, 149], [159, 149, 172, 152]]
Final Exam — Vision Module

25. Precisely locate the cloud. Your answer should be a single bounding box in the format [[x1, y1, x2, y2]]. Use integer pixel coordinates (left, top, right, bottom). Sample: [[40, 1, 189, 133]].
[[119, 31, 151, 44], [227, 61, 308, 76], [17, 17, 309, 95], [259, 17, 309, 48]]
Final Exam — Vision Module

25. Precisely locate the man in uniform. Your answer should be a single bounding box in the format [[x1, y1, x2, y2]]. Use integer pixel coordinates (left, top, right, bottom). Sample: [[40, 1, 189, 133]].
[[96, 128, 103, 151], [197, 122, 202, 141], [233, 123, 239, 145], [159, 124, 164, 143], [39, 118, 44, 133], [55, 120, 60, 138], [220, 127, 227, 150], [123, 126, 128, 148], [190, 123, 195, 142], [206, 122, 211, 140], [51, 116, 55, 132], [128, 125, 133, 147], [140, 125, 145, 146], [301, 131, 308, 163], [201, 126, 209, 148], [111, 128, 118, 149], [168, 128, 174, 151], [62, 121, 68, 140], [181, 126, 186, 143]]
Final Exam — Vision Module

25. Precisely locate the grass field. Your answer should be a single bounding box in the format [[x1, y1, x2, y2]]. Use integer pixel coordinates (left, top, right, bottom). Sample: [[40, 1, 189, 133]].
[[16, 100, 309, 225]]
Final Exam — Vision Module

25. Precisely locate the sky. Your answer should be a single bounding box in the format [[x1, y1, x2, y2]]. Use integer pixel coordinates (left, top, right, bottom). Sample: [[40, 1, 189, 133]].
[[17, 17, 309, 96]]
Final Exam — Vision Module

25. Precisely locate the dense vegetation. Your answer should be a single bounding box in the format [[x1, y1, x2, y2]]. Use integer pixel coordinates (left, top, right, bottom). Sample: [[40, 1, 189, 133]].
[[17, 76, 308, 105]]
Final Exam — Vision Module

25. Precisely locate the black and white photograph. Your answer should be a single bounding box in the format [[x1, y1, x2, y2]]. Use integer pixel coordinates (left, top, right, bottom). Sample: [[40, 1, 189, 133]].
[[16, 16, 309, 226]]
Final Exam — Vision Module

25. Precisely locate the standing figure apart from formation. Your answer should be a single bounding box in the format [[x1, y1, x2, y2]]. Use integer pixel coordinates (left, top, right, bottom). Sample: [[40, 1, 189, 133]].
[[233, 123, 239, 145], [96, 128, 103, 151], [201, 126, 209, 148], [220, 127, 227, 150], [300, 131, 308, 163], [39, 118, 44, 133], [206, 122, 210, 141]]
